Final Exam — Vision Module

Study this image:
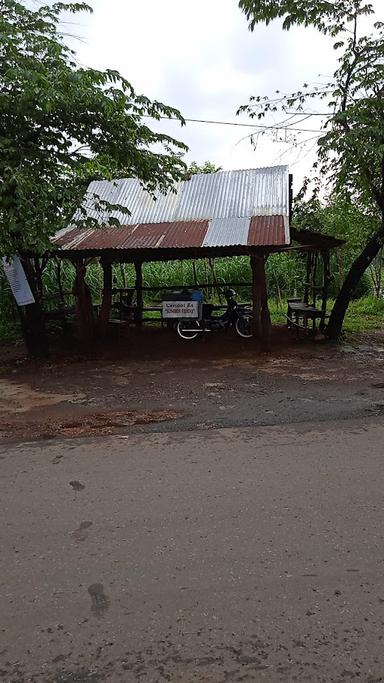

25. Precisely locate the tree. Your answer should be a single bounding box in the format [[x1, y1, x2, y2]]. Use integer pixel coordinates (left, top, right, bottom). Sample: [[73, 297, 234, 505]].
[[0, 0, 187, 354], [238, 0, 384, 337], [183, 161, 222, 179], [294, 194, 379, 296]]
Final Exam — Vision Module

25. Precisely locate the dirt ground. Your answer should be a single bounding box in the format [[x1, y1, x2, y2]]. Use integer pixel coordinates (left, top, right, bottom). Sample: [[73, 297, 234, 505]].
[[1, 325, 384, 442]]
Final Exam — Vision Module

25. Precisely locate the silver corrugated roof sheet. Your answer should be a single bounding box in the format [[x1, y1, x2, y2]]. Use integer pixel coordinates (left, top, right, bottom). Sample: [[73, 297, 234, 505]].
[[203, 217, 251, 247], [73, 166, 289, 226]]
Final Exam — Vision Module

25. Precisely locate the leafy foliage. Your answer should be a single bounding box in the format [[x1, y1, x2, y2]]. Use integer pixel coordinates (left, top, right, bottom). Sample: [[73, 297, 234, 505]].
[[294, 196, 375, 253], [239, 0, 384, 212], [239, 0, 374, 34], [294, 195, 379, 296], [0, 0, 188, 256], [238, 0, 384, 335], [183, 161, 222, 179]]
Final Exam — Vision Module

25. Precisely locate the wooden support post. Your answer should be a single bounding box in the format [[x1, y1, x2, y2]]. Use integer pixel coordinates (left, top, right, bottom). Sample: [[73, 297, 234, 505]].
[[56, 257, 69, 335], [251, 252, 271, 351], [134, 260, 143, 327], [56, 258, 65, 309], [320, 250, 330, 332], [97, 258, 113, 336], [312, 252, 318, 306], [304, 252, 312, 305]]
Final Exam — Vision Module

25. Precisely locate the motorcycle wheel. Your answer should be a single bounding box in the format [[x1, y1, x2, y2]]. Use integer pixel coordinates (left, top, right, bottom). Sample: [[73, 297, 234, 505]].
[[235, 312, 253, 339], [176, 320, 201, 340]]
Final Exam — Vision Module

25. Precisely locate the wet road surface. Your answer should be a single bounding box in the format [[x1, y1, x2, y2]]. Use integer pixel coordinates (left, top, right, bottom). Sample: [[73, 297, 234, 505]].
[[1, 419, 384, 681]]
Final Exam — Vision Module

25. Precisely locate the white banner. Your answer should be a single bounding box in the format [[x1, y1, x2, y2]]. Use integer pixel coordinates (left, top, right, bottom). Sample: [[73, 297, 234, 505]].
[[2, 256, 35, 306], [162, 300, 200, 319]]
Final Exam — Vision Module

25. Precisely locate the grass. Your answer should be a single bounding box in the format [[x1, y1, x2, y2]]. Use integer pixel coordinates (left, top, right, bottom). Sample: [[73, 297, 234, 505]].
[[341, 296, 384, 333]]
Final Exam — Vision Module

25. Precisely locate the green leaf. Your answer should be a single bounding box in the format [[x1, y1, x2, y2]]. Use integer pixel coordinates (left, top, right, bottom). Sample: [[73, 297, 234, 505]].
[[0, 0, 188, 256]]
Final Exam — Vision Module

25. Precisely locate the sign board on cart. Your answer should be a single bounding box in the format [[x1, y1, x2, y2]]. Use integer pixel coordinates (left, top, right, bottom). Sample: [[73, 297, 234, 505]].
[[2, 256, 35, 306], [162, 301, 200, 319]]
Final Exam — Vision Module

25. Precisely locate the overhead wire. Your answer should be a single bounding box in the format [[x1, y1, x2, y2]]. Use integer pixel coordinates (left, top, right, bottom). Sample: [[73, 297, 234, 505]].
[[142, 114, 324, 134]]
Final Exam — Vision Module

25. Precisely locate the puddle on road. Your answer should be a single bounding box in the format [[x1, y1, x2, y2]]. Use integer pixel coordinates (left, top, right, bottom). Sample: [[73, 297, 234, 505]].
[[0, 379, 85, 414]]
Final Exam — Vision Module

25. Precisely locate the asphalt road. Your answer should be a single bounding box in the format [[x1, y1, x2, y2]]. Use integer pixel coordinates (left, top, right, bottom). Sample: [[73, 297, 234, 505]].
[[1, 419, 384, 682]]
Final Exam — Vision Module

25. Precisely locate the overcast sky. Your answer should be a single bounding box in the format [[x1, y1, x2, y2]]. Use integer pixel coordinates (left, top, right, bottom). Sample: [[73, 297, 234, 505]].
[[73, 0, 381, 189]]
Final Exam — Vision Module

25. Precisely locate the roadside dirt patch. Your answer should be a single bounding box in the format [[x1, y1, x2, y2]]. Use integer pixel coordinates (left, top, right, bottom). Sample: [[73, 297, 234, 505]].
[[0, 409, 181, 441], [0, 328, 384, 442], [0, 378, 85, 414]]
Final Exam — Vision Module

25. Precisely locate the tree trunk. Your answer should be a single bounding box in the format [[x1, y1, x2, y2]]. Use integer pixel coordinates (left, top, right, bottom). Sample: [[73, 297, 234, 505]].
[[20, 257, 49, 358], [97, 259, 113, 336], [326, 221, 384, 339]]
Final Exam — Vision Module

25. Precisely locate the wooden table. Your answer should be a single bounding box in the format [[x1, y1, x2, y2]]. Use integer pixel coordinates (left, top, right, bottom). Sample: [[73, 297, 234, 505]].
[[287, 300, 324, 335]]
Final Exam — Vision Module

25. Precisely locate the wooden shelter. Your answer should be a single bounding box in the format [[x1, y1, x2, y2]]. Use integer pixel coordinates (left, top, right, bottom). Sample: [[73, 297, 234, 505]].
[[51, 166, 343, 347]]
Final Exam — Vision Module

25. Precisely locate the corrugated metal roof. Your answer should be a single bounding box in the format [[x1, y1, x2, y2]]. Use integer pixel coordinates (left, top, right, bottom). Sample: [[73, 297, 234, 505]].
[[53, 166, 291, 252], [70, 165, 289, 226], [54, 216, 289, 252]]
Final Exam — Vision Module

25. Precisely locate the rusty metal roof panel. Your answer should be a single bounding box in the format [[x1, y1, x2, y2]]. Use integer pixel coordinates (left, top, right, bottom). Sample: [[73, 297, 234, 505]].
[[64, 225, 138, 250], [121, 221, 208, 249], [54, 221, 209, 251], [54, 226, 101, 250], [202, 217, 251, 247], [248, 215, 287, 246]]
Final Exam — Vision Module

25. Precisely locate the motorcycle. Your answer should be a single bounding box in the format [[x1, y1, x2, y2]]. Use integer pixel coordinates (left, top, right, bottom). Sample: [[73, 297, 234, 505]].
[[176, 289, 253, 341]]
